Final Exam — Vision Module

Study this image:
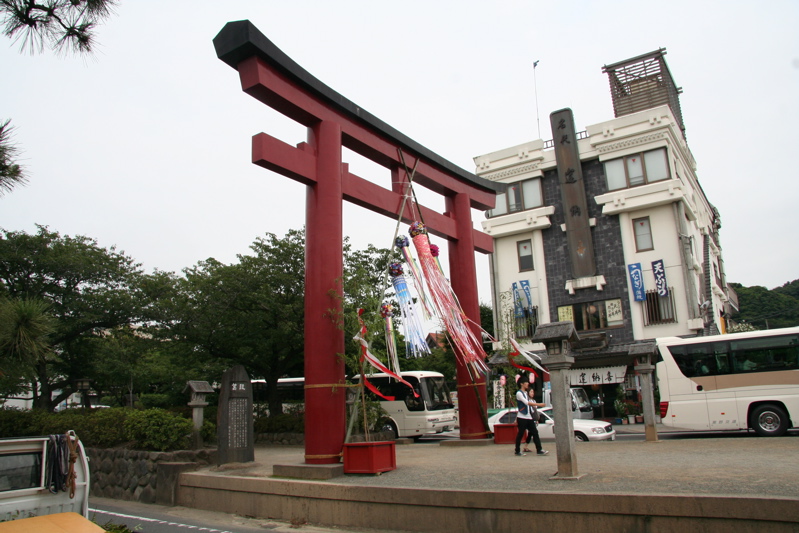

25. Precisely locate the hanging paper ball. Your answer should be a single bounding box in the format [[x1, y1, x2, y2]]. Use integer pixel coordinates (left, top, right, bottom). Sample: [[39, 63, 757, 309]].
[[389, 262, 404, 277], [429, 243, 440, 257], [395, 235, 409, 248], [409, 221, 426, 237], [380, 303, 394, 318]]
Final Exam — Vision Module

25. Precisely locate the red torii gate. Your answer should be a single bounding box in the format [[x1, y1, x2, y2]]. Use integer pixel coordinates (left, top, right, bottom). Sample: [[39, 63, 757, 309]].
[[214, 20, 503, 464]]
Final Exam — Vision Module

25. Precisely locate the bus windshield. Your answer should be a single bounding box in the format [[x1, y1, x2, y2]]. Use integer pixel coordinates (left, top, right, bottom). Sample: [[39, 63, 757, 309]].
[[420, 376, 454, 411]]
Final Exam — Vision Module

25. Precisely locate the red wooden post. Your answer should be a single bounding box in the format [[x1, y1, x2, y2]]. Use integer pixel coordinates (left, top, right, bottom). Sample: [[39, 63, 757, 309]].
[[304, 121, 347, 463], [447, 193, 488, 439]]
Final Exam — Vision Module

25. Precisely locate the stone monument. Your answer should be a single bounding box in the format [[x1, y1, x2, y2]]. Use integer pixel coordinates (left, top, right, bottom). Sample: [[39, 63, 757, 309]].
[[217, 365, 254, 465]]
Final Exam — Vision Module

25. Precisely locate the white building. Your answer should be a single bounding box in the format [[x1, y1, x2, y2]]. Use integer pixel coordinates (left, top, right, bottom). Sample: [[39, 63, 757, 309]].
[[476, 49, 736, 397]]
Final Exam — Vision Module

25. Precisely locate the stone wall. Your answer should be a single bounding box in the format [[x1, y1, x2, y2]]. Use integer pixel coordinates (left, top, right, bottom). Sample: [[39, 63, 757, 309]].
[[86, 448, 216, 504], [87, 433, 391, 503]]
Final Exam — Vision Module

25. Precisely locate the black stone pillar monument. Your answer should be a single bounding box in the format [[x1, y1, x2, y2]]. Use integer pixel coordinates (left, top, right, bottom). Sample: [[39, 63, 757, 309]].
[[217, 365, 255, 465]]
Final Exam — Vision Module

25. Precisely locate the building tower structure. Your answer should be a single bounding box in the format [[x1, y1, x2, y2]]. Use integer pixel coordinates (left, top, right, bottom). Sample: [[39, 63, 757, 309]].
[[476, 49, 738, 403]]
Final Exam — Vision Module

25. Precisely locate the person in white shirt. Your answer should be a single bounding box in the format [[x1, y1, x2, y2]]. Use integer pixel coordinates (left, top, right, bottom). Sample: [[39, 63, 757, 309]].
[[514, 375, 549, 457]]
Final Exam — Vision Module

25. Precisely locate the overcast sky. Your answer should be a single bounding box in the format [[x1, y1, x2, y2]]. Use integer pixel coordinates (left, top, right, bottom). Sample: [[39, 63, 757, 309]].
[[2, 1, 798, 308]]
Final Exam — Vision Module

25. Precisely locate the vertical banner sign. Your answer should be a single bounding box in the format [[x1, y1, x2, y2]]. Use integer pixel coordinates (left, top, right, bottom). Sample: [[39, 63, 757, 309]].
[[512, 282, 523, 318], [550, 108, 596, 279], [627, 263, 646, 301], [652, 259, 669, 297], [520, 280, 533, 309]]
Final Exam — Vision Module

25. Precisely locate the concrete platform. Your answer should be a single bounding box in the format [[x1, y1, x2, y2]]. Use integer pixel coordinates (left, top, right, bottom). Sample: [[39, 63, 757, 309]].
[[176, 433, 799, 532]]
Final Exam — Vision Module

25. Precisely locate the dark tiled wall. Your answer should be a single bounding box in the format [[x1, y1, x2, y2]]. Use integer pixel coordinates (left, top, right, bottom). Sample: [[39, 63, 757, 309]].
[[541, 159, 634, 344]]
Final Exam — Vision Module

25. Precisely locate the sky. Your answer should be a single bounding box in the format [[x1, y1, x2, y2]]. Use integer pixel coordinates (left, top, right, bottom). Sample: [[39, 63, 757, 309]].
[[2, 1, 798, 310]]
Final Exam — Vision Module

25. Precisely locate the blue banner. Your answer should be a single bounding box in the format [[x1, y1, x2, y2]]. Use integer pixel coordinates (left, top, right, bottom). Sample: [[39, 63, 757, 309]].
[[520, 280, 532, 310], [652, 259, 669, 297], [512, 282, 523, 318], [628, 263, 646, 301]]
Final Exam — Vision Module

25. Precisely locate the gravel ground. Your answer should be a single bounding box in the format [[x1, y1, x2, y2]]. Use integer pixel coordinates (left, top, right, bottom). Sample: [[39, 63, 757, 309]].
[[204, 432, 799, 499]]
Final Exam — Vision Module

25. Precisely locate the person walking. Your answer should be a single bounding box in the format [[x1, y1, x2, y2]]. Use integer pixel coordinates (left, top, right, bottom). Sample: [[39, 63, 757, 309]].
[[515, 375, 549, 456]]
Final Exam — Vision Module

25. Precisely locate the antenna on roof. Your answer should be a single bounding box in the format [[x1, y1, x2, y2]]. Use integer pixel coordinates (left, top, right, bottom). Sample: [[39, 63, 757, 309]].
[[533, 60, 541, 139]]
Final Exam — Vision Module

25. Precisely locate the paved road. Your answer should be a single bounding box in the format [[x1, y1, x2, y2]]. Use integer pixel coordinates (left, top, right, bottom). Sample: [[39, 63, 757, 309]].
[[211, 428, 799, 498]]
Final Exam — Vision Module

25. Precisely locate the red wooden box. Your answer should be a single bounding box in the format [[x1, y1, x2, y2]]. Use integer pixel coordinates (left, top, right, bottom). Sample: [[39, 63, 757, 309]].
[[493, 423, 518, 444], [343, 441, 396, 474]]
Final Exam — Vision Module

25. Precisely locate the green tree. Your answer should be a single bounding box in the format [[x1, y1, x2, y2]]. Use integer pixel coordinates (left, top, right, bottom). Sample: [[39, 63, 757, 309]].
[[160, 230, 306, 416], [1, 1, 116, 195], [1, 0, 116, 55], [773, 279, 799, 302], [0, 120, 27, 197], [729, 282, 799, 330], [0, 225, 149, 410], [341, 239, 394, 375], [0, 297, 54, 396]]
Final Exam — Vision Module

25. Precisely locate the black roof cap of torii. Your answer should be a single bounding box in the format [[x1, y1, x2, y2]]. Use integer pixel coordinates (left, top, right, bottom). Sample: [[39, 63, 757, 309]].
[[213, 20, 505, 195]]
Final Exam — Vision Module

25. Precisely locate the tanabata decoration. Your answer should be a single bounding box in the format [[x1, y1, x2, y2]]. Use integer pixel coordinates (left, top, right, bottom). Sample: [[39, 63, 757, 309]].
[[394, 235, 432, 317], [388, 262, 430, 358], [353, 308, 419, 401], [408, 221, 488, 375], [380, 303, 401, 375], [509, 338, 549, 376]]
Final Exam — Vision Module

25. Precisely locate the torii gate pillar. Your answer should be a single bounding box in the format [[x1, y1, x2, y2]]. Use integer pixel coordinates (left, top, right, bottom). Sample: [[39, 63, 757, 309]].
[[214, 21, 503, 464]]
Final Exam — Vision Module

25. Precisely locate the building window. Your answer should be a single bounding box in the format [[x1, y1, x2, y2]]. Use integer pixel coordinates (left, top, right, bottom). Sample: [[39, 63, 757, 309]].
[[604, 148, 670, 191], [487, 178, 543, 217], [557, 299, 624, 332], [633, 217, 654, 251], [515, 306, 538, 339], [517, 240, 534, 271], [643, 287, 677, 325]]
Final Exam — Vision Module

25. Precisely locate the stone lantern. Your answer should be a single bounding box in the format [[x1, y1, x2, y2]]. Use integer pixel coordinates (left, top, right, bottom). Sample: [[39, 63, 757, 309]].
[[184, 380, 215, 449], [532, 322, 584, 480], [629, 342, 659, 443]]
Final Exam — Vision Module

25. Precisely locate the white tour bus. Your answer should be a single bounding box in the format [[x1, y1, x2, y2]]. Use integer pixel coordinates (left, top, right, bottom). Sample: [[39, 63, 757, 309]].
[[352, 371, 457, 440], [254, 372, 457, 440], [656, 327, 799, 436]]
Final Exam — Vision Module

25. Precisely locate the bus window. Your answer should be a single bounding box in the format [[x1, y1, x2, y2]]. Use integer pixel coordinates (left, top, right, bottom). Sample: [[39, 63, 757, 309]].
[[420, 376, 453, 411]]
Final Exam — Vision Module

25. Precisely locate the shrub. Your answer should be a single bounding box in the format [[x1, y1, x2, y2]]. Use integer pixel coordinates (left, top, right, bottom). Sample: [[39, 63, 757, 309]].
[[200, 419, 216, 443], [123, 409, 193, 451], [254, 412, 304, 434], [0, 407, 48, 437], [139, 393, 171, 409]]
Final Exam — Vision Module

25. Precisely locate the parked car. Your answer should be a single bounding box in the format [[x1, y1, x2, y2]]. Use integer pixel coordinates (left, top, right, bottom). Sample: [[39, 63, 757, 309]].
[[487, 407, 616, 442]]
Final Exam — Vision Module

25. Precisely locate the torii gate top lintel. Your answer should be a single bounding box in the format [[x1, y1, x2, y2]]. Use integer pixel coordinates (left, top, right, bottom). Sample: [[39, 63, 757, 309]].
[[213, 20, 504, 214]]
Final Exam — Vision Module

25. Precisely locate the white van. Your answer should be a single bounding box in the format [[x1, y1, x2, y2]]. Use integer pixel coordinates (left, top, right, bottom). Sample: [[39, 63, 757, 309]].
[[543, 387, 594, 419]]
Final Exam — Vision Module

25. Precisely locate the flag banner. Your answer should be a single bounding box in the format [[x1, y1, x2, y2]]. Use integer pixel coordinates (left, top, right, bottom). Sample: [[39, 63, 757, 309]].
[[628, 263, 646, 301], [652, 259, 668, 297], [512, 282, 524, 318]]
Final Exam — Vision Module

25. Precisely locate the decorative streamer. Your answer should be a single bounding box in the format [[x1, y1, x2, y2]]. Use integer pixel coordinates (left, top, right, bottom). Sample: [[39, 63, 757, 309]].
[[354, 309, 419, 401], [509, 338, 550, 375], [380, 303, 401, 375], [389, 262, 430, 358], [408, 221, 488, 375], [394, 236, 432, 317]]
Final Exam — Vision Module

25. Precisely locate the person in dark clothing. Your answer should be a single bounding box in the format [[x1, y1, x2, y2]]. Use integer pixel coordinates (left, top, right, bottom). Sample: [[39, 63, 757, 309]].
[[514, 375, 549, 456]]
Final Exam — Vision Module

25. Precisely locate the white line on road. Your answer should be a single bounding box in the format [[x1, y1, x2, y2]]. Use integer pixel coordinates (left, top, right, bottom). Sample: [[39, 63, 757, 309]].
[[89, 508, 234, 533]]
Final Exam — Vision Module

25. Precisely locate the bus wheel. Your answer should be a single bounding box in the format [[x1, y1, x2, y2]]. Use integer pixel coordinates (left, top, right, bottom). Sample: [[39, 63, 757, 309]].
[[380, 419, 398, 440], [751, 404, 790, 437]]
